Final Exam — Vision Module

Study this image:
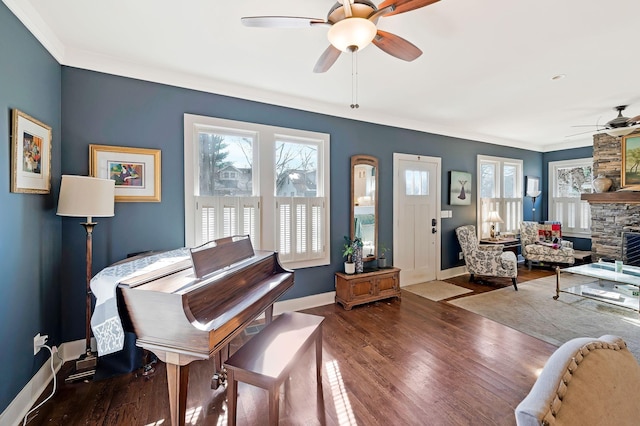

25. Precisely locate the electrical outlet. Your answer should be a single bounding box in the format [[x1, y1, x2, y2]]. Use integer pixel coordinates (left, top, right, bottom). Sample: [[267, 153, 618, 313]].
[[33, 333, 48, 355], [458, 252, 464, 260]]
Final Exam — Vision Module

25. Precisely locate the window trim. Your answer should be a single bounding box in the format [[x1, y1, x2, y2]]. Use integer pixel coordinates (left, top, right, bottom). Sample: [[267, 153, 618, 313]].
[[184, 113, 331, 269], [548, 157, 592, 238], [477, 155, 523, 239]]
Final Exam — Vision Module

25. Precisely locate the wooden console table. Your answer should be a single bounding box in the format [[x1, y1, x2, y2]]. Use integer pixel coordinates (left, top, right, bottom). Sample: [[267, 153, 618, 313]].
[[335, 267, 401, 310], [479, 238, 521, 256]]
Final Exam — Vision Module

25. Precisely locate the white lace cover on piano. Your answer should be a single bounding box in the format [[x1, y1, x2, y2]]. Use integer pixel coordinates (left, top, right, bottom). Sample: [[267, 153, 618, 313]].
[[90, 248, 191, 356]]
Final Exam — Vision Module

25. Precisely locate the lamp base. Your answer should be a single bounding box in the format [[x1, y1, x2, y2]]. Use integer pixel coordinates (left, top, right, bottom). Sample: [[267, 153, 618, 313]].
[[65, 350, 97, 383], [76, 350, 98, 371]]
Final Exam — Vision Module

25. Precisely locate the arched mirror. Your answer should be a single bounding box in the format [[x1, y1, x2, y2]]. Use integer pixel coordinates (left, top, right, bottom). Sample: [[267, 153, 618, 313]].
[[350, 154, 378, 262]]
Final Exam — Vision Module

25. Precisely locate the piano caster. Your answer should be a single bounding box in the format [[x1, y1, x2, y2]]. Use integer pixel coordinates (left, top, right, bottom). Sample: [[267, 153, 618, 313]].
[[211, 369, 228, 390]]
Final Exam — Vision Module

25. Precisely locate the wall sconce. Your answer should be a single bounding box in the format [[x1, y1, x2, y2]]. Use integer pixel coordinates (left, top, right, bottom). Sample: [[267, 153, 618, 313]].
[[526, 176, 541, 220]]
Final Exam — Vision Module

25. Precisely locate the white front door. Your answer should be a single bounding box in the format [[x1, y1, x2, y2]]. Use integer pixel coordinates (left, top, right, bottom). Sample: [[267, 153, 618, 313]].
[[393, 153, 441, 286]]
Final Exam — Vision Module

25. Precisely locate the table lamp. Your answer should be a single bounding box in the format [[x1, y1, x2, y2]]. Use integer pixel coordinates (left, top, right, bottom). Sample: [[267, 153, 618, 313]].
[[485, 211, 504, 240], [57, 175, 115, 376]]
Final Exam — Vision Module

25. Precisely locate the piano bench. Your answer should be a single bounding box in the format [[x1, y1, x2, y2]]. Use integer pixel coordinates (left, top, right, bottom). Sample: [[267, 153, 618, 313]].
[[224, 311, 324, 426]]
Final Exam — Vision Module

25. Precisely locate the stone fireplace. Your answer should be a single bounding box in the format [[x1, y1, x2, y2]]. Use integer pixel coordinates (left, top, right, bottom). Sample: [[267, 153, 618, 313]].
[[584, 133, 640, 261]]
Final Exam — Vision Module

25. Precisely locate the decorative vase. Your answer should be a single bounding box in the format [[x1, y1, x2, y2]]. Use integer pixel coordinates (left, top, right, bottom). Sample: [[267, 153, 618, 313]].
[[353, 244, 363, 273], [593, 173, 613, 193], [377, 257, 387, 269], [344, 262, 355, 274]]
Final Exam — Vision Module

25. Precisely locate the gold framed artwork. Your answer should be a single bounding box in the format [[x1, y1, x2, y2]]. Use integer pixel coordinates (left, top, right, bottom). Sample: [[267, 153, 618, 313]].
[[11, 109, 52, 194], [89, 144, 161, 202], [622, 134, 640, 187]]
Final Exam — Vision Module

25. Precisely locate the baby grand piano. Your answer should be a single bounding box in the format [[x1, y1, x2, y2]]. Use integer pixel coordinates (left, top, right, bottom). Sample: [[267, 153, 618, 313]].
[[115, 236, 294, 426]]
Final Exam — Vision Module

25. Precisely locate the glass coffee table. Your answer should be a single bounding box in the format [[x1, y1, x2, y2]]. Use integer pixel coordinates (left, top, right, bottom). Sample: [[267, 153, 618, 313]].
[[555, 262, 640, 312]]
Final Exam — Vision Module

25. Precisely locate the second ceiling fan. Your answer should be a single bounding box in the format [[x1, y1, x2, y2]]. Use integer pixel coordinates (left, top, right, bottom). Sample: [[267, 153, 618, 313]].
[[241, 0, 440, 73]]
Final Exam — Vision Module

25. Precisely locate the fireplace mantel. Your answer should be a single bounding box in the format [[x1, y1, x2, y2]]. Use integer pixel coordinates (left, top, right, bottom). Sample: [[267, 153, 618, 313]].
[[581, 192, 640, 203]]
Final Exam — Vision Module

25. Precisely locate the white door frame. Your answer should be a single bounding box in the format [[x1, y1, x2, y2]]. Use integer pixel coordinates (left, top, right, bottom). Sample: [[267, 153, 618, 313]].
[[393, 153, 442, 285]]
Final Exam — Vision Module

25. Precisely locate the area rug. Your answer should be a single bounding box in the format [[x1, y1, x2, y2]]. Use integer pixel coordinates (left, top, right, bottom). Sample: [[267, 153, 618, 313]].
[[447, 274, 640, 359], [403, 280, 473, 301]]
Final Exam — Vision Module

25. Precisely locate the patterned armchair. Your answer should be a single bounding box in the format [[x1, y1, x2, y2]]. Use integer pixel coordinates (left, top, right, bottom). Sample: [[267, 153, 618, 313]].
[[455, 225, 518, 290], [520, 221, 574, 269]]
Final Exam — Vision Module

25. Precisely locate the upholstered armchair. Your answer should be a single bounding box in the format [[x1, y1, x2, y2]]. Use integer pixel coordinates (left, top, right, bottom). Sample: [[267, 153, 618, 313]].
[[455, 225, 518, 290], [515, 335, 640, 426], [520, 221, 574, 269]]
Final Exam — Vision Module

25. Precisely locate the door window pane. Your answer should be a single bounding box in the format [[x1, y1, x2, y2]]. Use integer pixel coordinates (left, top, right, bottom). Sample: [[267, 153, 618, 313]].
[[405, 170, 428, 195]]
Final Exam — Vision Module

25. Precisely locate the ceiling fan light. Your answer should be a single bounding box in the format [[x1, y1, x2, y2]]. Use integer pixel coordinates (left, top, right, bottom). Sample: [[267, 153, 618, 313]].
[[327, 18, 377, 52], [605, 127, 636, 137]]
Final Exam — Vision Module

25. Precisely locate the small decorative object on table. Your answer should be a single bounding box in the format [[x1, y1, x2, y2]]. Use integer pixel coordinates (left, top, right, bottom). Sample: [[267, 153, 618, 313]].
[[342, 240, 355, 274], [352, 236, 364, 273], [377, 243, 390, 268]]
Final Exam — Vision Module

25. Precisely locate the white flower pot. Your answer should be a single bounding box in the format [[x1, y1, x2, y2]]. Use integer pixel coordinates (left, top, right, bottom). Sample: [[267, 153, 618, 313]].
[[344, 262, 355, 274]]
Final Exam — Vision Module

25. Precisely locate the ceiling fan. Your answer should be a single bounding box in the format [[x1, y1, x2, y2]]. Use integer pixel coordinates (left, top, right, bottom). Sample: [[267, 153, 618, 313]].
[[569, 105, 640, 138], [241, 0, 440, 73]]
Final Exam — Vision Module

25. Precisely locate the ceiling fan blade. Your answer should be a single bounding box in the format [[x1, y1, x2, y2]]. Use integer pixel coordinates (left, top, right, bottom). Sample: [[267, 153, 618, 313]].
[[314, 45, 342, 73], [377, 0, 440, 17], [628, 115, 640, 124], [241, 16, 326, 28], [373, 30, 422, 61]]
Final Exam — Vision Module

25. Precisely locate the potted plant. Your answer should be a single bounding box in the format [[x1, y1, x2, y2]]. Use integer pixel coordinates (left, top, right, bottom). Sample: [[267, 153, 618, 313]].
[[378, 243, 390, 269], [342, 243, 355, 274]]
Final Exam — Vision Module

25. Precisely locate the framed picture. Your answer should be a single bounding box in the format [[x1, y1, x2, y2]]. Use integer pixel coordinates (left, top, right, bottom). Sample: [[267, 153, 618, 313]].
[[89, 144, 161, 202], [10, 109, 52, 194], [450, 171, 471, 205], [622, 134, 640, 187]]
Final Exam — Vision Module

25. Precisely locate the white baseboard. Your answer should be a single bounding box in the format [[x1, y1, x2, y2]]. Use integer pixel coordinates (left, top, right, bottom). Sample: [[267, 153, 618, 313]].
[[438, 266, 468, 280]]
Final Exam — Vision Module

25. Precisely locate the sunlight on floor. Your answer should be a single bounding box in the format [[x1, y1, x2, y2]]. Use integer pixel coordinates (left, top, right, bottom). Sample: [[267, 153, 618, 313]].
[[145, 419, 165, 425], [620, 316, 640, 327], [216, 405, 228, 426], [326, 359, 358, 425], [185, 406, 203, 424]]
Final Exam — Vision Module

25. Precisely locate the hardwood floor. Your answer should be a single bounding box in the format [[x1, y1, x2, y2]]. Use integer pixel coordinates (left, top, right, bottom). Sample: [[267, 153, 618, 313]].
[[25, 266, 557, 426]]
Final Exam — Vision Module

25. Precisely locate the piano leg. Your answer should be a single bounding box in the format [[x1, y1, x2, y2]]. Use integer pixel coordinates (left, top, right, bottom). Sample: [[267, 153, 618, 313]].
[[211, 349, 228, 390], [212, 304, 275, 390], [166, 362, 189, 426]]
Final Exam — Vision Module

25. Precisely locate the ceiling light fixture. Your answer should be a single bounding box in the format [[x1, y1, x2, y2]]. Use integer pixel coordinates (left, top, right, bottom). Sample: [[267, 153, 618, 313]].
[[327, 18, 377, 52], [605, 127, 636, 137]]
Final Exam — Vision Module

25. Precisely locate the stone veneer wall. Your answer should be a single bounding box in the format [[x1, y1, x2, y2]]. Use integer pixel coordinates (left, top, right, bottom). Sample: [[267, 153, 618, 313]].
[[590, 133, 640, 261]]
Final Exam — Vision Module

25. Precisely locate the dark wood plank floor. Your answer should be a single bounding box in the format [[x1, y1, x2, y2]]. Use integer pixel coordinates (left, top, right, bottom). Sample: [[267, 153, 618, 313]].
[[24, 266, 557, 426]]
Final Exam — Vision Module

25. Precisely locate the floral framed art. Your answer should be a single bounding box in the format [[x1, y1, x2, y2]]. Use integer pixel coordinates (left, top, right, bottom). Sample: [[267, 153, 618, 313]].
[[89, 144, 161, 202], [11, 109, 52, 194], [450, 170, 471, 206]]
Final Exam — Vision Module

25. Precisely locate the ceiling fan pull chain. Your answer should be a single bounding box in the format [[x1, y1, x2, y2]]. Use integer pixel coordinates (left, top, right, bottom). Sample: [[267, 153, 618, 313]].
[[351, 49, 359, 109]]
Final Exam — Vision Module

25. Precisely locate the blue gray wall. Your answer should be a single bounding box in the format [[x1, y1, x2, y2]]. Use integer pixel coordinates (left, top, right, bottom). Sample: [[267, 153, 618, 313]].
[[1, 0, 591, 415], [60, 66, 545, 309], [0, 2, 61, 414]]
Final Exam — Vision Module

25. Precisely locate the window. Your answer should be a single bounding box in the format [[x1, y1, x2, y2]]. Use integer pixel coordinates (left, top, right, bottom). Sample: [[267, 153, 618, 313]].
[[184, 114, 330, 269], [477, 155, 523, 238], [548, 158, 592, 238]]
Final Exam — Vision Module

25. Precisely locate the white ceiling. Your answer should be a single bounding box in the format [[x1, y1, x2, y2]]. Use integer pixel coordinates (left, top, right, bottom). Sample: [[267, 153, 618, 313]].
[[5, 0, 640, 152]]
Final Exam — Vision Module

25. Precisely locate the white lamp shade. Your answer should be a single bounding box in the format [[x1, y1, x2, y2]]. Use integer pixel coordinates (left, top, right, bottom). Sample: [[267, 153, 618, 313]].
[[485, 211, 504, 223], [57, 175, 115, 218], [327, 18, 377, 52]]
